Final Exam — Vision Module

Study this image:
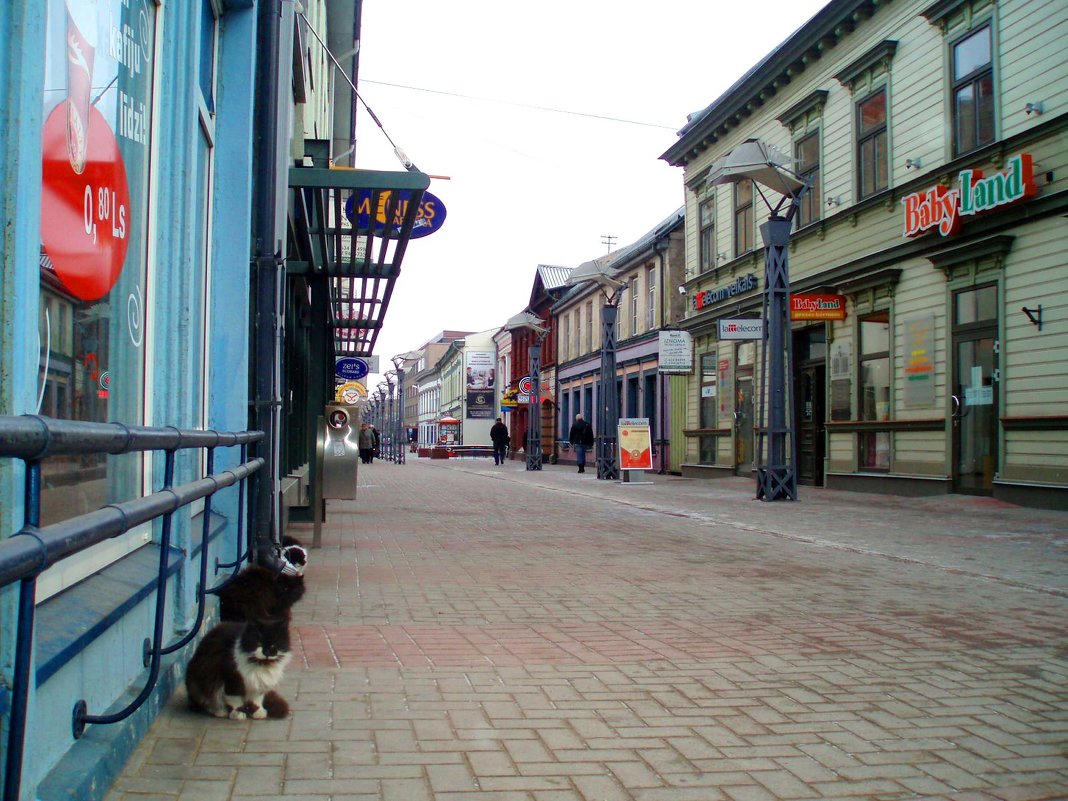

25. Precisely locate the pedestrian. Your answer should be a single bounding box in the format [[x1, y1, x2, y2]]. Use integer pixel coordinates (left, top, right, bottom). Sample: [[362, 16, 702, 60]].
[[358, 422, 375, 464], [490, 417, 509, 466], [370, 425, 380, 461], [568, 413, 595, 474]]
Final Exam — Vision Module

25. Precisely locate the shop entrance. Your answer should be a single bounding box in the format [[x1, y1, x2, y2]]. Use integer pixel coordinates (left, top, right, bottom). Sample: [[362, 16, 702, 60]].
[[734, 342, 756, 476], [794, 326, 827, 486], [951, 284, 999, 495]]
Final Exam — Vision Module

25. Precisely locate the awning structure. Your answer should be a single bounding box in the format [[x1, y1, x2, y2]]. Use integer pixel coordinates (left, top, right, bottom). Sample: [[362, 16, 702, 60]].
[[287, 165, 431, 356]]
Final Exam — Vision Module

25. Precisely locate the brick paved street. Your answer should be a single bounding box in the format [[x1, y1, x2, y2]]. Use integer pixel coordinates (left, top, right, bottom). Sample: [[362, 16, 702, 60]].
[[107, 458, 1068, 801]]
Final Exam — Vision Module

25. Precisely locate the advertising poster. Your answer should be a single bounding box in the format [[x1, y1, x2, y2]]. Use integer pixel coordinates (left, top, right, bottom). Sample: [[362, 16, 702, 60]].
[[903, 316, 935, 408], [465, 351, 495, 390], [466, 389, 494, 419], [618, 418, 653, 471]]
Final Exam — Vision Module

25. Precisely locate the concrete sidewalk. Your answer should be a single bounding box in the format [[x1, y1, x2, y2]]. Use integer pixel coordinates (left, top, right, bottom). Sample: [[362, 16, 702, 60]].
[[106, 458, 1068, 801]]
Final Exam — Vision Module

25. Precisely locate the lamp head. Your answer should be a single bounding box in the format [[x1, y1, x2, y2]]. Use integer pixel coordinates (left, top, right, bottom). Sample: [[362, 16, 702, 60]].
[[564, 259, 626, 291], [706, 139, 806, 198]]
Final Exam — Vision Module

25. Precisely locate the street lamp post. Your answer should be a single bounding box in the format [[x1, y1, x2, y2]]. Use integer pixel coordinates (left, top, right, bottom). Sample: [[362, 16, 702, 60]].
[[384, 372, 397, 463], [391, 353, 418, 465], [565, 261, 625, 481], [504, 311, 550, 471], [706, 139, 808, 501], [376, 384, 388, 461]]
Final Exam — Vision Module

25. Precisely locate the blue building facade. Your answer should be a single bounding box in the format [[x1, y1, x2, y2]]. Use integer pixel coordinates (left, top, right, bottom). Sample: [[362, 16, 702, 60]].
[[0, 1, 306, 798]]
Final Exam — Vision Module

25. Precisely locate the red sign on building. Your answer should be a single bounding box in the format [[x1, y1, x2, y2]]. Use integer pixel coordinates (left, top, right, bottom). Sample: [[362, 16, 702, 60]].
[[790, 294, 846, 321]]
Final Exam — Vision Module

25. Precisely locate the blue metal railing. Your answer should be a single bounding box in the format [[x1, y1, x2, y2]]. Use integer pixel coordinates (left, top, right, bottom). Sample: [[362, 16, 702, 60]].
[[0, 415, 264, 801]]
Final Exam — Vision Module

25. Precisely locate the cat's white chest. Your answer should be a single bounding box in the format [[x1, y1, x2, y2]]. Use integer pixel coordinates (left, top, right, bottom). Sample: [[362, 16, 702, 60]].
[[234, 646, 291, 694]]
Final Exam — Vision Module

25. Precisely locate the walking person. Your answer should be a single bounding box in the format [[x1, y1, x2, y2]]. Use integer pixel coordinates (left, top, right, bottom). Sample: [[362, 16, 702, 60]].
[[568, 413, 595, 474], [490, 417, 509, 466], [369, 425, 380, 462], [357, 422, 375, 464]]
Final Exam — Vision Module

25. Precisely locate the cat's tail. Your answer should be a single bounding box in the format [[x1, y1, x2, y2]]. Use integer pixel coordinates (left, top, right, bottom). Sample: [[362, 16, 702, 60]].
[[262, 690, 290, 719]]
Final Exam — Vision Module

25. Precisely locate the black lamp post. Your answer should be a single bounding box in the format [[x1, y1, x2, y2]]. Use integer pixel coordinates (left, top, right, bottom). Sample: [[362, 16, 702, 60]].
[[384, 371, 398, 463], [391, 353, 418, 465], [706, 139, 808, 501], [565, 261, 625, 481], [375, 383, 388, 460]]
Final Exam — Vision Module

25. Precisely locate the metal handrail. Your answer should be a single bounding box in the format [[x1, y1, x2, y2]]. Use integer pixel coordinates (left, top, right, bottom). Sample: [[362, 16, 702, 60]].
[[0, 415, 264, 801]]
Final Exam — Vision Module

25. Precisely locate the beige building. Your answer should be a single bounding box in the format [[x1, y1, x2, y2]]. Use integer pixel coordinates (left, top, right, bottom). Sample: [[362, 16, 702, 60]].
[[661, 0, 1068, 508]]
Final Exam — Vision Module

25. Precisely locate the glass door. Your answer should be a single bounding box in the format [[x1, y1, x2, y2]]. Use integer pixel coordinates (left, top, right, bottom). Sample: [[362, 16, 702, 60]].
[[735, 342, 756, 475], [951, 285, 998, 495]]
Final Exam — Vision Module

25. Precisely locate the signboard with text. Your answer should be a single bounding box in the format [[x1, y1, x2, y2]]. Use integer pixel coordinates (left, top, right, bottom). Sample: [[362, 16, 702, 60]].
[[718, 318, 763, 340], [790, 294, 846, 321], [658, 330, 693, 373], [618, 418, 653, 471]]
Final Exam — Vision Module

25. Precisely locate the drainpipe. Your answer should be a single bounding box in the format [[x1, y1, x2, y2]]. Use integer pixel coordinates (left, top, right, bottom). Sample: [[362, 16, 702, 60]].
[[652, 236, 669, 474], [251, 0, 283, 564]]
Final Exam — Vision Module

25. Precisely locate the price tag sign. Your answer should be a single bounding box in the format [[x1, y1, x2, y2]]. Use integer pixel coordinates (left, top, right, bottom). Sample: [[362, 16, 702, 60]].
[[41, 102, 132, 301]]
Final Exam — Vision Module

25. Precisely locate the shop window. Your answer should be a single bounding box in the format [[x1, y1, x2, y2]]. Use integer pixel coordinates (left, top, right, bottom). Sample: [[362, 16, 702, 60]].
[[859, 311, 891, 470], [952, 25, 995, 156], [795, 131, 821, 227], [857, 89, 888, 198], [734, 179, 753, 257], [699, 198, 716, 274], [36, 0, 159, 598]]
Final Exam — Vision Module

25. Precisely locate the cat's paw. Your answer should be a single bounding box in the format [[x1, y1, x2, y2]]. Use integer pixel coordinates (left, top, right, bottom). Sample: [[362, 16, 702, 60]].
[[228, 708, 248, 720], [250, 705, 267, 720]]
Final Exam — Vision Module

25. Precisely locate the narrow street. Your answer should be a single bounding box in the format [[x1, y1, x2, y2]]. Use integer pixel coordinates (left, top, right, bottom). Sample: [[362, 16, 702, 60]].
[[108, 459, 1068, 801]]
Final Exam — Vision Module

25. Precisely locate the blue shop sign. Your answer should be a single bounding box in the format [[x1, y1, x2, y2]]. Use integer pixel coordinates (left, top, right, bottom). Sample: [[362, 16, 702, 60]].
[[335, 357, 369, 381], [344, 189, 446, 239]]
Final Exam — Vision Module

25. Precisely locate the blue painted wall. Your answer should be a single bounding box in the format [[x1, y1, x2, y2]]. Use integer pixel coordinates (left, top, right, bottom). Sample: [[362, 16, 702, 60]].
[[0, 1, 261, 798]]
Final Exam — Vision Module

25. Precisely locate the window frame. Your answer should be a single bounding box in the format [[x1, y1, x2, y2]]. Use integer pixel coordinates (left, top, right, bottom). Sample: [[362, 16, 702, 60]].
[[733, 179, 753, 257], [795, 130, 821, 228], [646, 265, 656, 330], [856, 87, 888, 200], [699, 197, 716, 274], [950, 23, 995, 157]]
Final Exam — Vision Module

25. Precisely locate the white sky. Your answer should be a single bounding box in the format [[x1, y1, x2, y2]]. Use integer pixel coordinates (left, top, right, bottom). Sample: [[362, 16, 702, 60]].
[[352, 0, 831, 387]]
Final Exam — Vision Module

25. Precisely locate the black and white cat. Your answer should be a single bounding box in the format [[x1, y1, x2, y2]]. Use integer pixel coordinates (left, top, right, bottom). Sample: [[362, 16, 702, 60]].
[[185, 617, 292, 720], [217, 537, 308, 623]]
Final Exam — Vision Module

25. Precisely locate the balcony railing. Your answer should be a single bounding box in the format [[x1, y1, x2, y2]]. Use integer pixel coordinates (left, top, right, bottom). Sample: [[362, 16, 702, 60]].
[[0, 416, 264, 801]]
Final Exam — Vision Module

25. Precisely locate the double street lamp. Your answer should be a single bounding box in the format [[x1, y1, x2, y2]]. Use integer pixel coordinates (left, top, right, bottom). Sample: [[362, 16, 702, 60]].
[[706, 139, 807, 501], [565, 261, 626, 481]]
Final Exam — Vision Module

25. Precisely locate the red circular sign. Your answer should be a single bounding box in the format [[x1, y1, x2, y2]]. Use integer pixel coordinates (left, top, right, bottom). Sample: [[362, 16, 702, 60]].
[[41, 101, 132, 301], [518, 376, 534, 394]]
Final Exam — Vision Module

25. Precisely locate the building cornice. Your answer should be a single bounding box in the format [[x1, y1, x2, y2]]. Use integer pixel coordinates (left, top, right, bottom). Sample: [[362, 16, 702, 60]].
[[661, 0, 889, 167]]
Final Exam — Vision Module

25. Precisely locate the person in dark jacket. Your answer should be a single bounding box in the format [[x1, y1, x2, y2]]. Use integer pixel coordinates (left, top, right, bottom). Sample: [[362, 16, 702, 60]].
[[568, 413, 595, 474], [490, 417, 509, 466], [358, 422, 375, 464]]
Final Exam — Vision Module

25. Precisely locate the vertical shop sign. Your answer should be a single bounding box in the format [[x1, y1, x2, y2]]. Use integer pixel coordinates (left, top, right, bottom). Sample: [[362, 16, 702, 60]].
[[903, 316, 935, 408]]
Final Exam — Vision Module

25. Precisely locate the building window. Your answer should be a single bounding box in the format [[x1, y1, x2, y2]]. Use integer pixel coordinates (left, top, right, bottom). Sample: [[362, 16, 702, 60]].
[[561, 313, 570, 361], [585, 300, 593, 352], [952, 25, 994, 156], [795, 131, 820, 227], [699, 354, 717, 464], [857, 89, 888, 199], [646, 266, 656, 329], [630, 277, 639, 336], [699, 198, 715, 273], [858, 310, 890, 470], [734, 179, 753, 257]]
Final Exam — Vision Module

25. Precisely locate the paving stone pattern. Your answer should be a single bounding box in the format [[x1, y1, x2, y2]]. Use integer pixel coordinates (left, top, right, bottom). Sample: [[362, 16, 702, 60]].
[[107, 459, 1068, 801]]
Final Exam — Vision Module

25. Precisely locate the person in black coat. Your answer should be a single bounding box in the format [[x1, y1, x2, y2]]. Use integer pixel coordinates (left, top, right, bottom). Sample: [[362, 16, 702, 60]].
[[490, 417, 509, 466], [568, 413, 595, 474]]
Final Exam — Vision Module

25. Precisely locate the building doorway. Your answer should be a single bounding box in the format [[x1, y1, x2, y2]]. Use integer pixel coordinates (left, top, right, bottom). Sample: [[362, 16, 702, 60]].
[[734, 342, 756, 475], [951, 284, 999, 495], [794, 326, 827, 486]]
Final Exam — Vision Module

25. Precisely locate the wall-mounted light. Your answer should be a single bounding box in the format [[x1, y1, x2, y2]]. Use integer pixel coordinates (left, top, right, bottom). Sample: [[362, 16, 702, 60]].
[[825, 196, 841, 208], [677, 285, 687, 296], [1025, 102, 1044, 116], [905, 157, 921, 170], [716, 252, 729, 263]]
